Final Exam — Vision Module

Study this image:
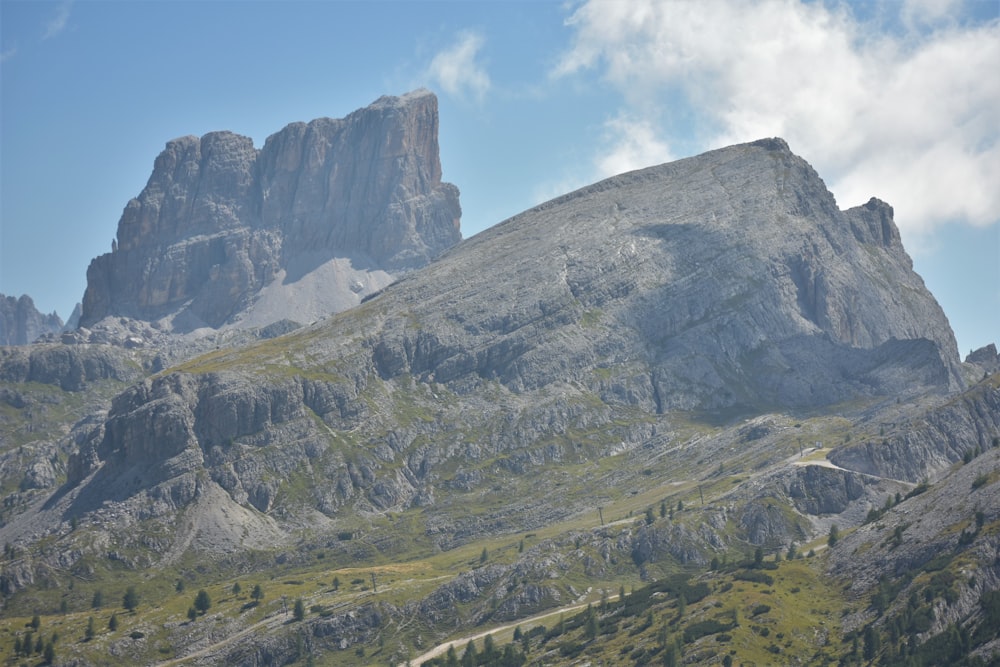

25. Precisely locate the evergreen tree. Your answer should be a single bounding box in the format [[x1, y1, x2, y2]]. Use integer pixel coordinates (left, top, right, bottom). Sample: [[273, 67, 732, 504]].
[[13, 635, 21, 656], [187, 606, 198, 622], [30, 614, 41, 630], [863, 624, 880, 660], [332, 576, 340, 591], [43, 639, 55, 665], [232, 582, 242, 596], [444, 644, 459, 667], [585, 608, 599, 639], [91, 589, 103, 609], [828, 524, 840, 547], [293, 598, 305, 621], [482, 633, 497, 661], [108, 612, 118, 631], [662, 642, 678, 667], [480, 547, 489, 563], [251, 584, 264, 602], [460, 640, 477, 667], [195, 589, 212, 615], [84, 616, 95, 641], [123, 586, 139, 612]]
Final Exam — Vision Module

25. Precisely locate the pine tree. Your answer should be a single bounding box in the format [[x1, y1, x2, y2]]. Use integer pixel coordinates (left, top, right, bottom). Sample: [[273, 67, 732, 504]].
[[293, 598, 305, 621], [123, 586, 139, 612], [194, 589, 212, 615], [85, 616, 95, 641], [108, 612, 118, 631]]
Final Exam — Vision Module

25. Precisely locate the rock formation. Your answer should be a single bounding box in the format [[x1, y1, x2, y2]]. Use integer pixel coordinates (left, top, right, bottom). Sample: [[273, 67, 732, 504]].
[[0, 294, 64, 345], [52, 138, 965, 537], [80, 90, 461, 332]]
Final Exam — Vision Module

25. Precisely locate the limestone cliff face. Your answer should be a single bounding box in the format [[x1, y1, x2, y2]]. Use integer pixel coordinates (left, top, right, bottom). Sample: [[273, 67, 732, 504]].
[[0, 294, 63, 345], [80, 90, 461, 331]]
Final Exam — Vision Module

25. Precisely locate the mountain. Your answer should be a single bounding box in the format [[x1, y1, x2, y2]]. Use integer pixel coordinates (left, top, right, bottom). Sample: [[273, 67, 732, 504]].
[[79, 90, 461, 333], [1, 136, 996, 666], [0, 294, 64, 345]]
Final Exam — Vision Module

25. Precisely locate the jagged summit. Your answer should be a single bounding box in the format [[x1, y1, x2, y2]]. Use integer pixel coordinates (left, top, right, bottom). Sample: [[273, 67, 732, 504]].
[[80, 90, 461, 332], [0, 294, 64, 345]]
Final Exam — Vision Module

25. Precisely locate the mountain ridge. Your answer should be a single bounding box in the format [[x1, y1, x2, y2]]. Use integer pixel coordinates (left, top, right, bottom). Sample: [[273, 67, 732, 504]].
[[1, 133, 996, 667]]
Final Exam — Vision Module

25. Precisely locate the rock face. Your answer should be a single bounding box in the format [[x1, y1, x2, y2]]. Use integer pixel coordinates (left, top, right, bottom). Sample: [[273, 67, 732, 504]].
[[80, 90, 461, 331], [0, 294, 63, 345], [55, 138, 966, 532]]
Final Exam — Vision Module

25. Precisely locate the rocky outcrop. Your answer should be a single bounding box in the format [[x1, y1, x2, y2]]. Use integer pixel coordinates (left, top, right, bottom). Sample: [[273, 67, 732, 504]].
[[81, 90, 461, 331], [0, 343, 143, 391], [830, 376, 1000, 482], [0, 294, 63, 345], [967, 343, 1000, 375]]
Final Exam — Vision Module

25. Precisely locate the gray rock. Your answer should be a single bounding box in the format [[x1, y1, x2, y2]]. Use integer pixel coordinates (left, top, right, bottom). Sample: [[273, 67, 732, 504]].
[[0, 294, 63, 345], [81, 89, 461, 332]]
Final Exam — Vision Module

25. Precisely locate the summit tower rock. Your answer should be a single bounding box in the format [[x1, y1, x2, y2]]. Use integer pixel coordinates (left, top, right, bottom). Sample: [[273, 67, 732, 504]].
[[81, 90, 461, 332]]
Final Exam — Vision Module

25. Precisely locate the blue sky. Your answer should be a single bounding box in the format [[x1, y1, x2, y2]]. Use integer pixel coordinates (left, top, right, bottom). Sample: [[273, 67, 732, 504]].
[[1, 0, 997, 355]]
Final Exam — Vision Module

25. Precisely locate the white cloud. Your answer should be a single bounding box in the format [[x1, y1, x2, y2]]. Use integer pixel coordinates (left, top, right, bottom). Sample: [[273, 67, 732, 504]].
[[43, 0, 74, 40], [596, 114, 675, 178], [554, 0, 1000, 235], [427, 31, 491, 103], [1, 46, 17, 63]]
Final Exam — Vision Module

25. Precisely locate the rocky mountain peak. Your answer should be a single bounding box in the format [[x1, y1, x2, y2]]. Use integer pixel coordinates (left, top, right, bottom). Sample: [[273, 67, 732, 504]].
[[81, 89, 461, 332], [0, 294, 64, 345]]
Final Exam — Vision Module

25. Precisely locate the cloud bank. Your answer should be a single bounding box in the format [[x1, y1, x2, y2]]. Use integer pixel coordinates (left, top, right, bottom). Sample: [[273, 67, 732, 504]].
[[555, 0, 1000, 235]]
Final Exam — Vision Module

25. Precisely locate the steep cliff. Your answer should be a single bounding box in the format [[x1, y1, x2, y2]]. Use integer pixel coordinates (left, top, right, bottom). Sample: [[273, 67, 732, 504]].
[[80, 90, 461, 331]]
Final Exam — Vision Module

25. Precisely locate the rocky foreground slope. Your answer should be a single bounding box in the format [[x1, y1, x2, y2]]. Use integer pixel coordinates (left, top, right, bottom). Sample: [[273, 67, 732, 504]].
[[80, 90, 461, 333]]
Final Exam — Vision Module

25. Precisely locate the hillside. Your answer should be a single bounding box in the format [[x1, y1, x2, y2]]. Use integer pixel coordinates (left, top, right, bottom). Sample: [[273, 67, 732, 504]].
[[0, 137, 996, 666]]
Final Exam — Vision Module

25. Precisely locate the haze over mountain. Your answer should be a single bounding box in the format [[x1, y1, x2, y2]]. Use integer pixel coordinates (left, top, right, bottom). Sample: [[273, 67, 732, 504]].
[[80, 90, 461, 334], [0, 107, 997, 666]]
